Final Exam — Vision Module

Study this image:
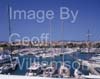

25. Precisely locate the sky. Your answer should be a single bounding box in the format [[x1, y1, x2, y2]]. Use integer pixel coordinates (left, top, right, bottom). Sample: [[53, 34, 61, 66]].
[[0, 0, 100, 42]]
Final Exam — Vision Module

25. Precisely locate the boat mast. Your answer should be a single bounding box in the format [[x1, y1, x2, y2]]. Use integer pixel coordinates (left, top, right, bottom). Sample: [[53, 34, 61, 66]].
[[49, 20, 54, 63], [8, 4, 12, 54], [86, 29, 92, 53], [61, 20, 64, 64], [7, 4, 13, 65], [8, 5, 11, 37]]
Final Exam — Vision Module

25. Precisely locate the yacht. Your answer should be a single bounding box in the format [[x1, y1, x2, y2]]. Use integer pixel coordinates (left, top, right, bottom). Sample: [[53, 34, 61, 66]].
[[43, 66, 55, 77], [89, 55, 100, 64], [59, 63, 70, 78], [77, 58, 100, 78], [74, 69, 82, 79], [25, 63, 43, 76], [0, 57, 18, 74], [42, 63, 57, 77], [19, 50, 29, 56], [41, 52, 55, 58], [0, 52, 11, 61]]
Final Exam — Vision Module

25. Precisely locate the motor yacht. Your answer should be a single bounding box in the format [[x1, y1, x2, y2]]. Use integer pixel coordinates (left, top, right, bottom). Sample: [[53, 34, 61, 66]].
[[59, 63, 70, 78], [0, 57, 18, 74], [25, 63, 43, 76]]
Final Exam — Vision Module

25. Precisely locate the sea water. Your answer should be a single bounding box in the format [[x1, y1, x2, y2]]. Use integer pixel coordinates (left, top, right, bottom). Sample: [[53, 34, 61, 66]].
[[10, 52, 94, 76]]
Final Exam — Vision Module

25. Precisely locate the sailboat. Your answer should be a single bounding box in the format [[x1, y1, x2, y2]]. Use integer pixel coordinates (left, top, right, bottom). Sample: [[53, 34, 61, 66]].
[[59, 63, 70, 78], [80, 30, 95, 53], [0, 5, 18, 74], [41, 20, 57, 77], [77, 30, 100, 78], [26, 20, 56, 77], [59, 21, 70, 78]]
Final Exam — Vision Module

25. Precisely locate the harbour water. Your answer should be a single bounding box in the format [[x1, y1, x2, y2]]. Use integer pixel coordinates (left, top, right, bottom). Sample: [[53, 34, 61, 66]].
[[10, 52, 94, 76]]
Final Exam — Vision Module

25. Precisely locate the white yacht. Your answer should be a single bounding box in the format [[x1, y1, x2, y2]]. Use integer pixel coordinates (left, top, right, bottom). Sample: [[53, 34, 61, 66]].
[[74, 69, 82, 79], [25, 63, 43, 76], [59, 63, 70, 78], [0, 52, 11, 61], [90, 56, 100, 64], [0, 57, 18, 74], [43, 66, 55, 77]]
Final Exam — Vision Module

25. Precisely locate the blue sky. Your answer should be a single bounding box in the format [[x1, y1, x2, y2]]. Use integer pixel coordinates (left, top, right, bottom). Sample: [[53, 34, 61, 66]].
[[0, 0, 100, 41]]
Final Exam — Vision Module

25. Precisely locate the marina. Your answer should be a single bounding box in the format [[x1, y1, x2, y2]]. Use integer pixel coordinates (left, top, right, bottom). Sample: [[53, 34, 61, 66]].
[[0, 49, 100, 77], [0, 50, 100, 79], [0, 0, 100, 79]]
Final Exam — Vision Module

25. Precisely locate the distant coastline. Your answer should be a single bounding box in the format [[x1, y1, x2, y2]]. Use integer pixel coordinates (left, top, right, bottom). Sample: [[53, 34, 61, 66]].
[[0, 41, 100, 52]]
